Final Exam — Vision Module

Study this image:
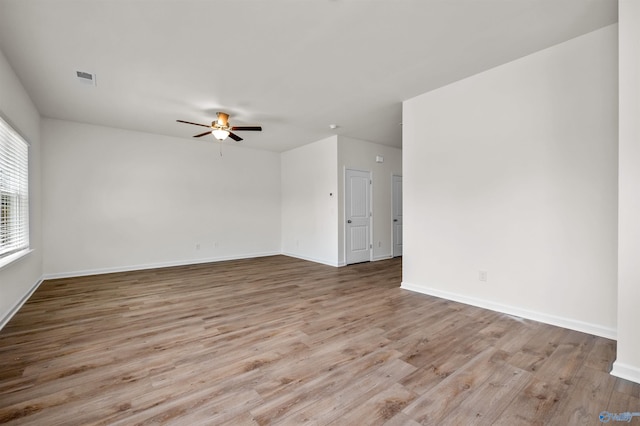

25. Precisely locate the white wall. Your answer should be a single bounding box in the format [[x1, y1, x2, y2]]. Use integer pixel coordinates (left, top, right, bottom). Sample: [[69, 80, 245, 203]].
[[281, 136, 339, 266], [402, 25, 618, 338], [613, 1, 640, 384], [42, 119, 281, 277], [0, 48, 43, 327], [338, 136, 402, 264], [280, 135, 403, 267]]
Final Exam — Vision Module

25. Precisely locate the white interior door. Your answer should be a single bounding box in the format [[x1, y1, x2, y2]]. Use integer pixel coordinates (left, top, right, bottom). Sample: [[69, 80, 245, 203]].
[[392, 175, 403, 257], [346, 169, 371, 265]]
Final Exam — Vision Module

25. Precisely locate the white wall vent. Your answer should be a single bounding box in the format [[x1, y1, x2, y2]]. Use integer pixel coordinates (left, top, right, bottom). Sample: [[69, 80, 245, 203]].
[[75, 70, 96, 86]]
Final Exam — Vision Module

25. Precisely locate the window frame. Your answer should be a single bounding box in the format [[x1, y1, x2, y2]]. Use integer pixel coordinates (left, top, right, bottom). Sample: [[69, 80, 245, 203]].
[[0, 114, 30, 269]]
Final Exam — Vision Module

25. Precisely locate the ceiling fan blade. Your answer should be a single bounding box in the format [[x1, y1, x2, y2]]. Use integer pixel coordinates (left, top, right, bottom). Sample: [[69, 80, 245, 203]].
[[177, 119, 211, 128], [231, 126, 262, 131], [228, 132, 243, 142], [193, 131, 212, 138]]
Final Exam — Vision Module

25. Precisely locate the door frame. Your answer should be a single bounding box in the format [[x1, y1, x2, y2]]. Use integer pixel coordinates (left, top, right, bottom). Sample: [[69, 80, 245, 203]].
[[392, 174, 402, 258], [344, 168, 373, 265]]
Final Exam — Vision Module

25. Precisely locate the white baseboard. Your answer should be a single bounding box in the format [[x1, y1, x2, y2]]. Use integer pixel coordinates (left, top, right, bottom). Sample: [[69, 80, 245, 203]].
[[42, 251, 282, 280], [0, 277, 44, 331], [611, 361, 640, 385], [372, 254, 393, 262], [401, 281, 617, 340], [42, 251, 398, 280], [281, 252, 341, 267]]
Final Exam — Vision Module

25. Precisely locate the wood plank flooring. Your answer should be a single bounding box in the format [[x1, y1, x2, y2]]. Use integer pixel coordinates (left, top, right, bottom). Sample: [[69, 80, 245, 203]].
[[0, 255, 638, 425]]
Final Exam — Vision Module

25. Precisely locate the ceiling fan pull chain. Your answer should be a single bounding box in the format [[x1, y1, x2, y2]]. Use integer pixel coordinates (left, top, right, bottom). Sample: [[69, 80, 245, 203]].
[[220, 140, 223, 157]]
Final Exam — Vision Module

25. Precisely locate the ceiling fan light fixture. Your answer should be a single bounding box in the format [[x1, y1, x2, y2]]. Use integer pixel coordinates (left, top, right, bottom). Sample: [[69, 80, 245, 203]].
[[212, 129, 230, 140]]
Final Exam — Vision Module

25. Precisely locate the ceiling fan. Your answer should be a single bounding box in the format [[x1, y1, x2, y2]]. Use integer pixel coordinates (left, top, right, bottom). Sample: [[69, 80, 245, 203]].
[[177, 112, 262, 142]]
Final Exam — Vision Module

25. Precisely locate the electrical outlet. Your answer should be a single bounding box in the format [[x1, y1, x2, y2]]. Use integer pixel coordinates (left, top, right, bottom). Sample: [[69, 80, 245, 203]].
[[479, 271, 487, 282]]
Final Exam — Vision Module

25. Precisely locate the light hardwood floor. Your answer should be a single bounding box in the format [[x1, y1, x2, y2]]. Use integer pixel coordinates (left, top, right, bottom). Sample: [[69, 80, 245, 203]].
[[0, 255, 638, 425]]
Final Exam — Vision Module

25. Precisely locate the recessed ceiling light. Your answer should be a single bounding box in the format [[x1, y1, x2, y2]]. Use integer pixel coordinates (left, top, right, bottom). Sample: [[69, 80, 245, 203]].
[[329, 124, 338, 129]]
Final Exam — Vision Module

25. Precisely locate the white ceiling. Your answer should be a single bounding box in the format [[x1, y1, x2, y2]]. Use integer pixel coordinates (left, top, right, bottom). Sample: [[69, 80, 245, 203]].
[[0, 0, 617, 152]]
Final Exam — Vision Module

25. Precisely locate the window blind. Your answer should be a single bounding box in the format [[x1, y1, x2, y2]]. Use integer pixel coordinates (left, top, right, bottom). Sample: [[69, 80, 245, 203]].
[[0, 115, 29, 259]]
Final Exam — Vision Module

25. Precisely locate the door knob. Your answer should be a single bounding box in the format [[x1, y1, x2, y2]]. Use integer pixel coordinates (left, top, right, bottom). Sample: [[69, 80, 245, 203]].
[[393, 219, 398, 222], [347, 220, 352, 223]]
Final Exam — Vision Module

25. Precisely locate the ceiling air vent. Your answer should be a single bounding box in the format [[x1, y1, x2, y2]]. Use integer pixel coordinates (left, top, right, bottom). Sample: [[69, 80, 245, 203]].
[[75, 70, 96, 86]]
